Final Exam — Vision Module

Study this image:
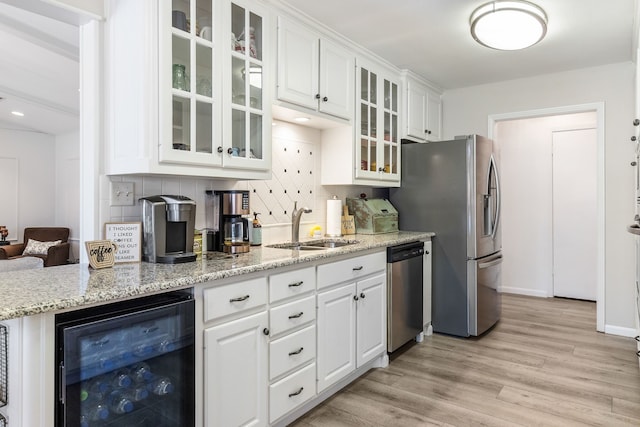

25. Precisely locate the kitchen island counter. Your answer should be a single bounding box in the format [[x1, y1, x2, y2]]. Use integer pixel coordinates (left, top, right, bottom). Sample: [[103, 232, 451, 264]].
[[0, 231, 433, 320]]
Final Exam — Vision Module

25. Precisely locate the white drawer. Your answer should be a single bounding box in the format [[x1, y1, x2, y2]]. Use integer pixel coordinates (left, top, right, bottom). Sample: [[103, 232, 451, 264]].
[[269, 362, 316, 423], [203, 277, 267, 323], [317, 251, 386, 290], [269, 295, 316, 336], [269, 266, 316, 303], [269, 325, 316, 380]]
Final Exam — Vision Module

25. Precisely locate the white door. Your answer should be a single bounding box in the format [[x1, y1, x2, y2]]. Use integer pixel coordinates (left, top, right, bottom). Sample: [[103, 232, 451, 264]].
[[552, 128, 597, 300], [355, 273, 386, 367], [316, 283, 356, 392], [204, 311, 268, 427]]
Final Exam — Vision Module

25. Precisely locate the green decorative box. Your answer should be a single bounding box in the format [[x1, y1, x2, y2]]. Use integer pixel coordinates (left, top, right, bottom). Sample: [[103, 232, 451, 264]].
[[346, 198, 399, 234]]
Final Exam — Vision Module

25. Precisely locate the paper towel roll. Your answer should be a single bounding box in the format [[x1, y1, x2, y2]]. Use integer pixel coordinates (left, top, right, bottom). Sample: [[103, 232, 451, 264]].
[[326, 197, 342, 237]]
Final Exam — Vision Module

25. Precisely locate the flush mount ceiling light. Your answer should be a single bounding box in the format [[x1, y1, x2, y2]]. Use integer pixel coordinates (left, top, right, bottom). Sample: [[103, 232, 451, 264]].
[[470, 0, 548, 50]]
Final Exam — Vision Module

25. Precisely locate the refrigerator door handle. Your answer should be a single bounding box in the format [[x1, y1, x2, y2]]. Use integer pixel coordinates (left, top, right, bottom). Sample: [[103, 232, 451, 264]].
[[490, 154, 501, 240], [478, 255, 503, 269]]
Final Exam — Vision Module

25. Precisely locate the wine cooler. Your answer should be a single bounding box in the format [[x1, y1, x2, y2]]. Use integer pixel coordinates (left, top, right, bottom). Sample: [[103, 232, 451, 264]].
[[55, 290, 195, 427]]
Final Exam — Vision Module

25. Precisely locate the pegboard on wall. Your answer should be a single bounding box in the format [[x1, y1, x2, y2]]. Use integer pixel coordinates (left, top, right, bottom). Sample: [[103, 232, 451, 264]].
[[248, 136, 316, 225]]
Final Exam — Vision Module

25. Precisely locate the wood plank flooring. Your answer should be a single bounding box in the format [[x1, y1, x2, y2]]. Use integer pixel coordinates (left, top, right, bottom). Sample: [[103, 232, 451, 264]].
[[291, 293, 640, 426]]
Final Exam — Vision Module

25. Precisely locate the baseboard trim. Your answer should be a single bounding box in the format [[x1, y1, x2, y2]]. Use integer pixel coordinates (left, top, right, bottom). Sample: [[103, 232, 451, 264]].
[[604, 324, 638, 338], [500, 287, 549, 298]]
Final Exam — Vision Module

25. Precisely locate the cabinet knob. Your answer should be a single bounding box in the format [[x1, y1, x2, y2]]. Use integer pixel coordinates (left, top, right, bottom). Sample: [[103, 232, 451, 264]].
[[360, 292, 366, 299], [632, 136, 637, 142], [635, 336, 640, 342], [634, 119, 640, 126], [353, 295, 359, 301], [227, 148, 234, 155], [217, 146, 223, 153], [632, 161, 637, 166], [379, 167, 384, 172], [322, 96, 328, 102], [263, 328, 270, 336], [315, 94, 321, 99], [425, 250, 430, 255]]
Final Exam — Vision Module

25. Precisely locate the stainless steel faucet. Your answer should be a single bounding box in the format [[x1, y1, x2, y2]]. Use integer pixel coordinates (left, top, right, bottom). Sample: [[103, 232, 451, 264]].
[[291, 201, 312, 244]]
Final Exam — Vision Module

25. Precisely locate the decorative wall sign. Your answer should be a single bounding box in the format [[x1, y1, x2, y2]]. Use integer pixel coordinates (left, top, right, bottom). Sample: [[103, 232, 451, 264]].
[[104, 222, 142, 263], [85, 240, 118, 269]]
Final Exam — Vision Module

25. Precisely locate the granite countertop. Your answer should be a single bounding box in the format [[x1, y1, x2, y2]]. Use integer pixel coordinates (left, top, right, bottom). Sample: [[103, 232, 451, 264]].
[[0, 231, 433, 321]]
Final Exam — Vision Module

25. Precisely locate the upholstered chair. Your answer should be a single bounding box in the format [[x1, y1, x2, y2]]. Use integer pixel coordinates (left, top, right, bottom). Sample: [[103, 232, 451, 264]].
[[0, 227, 70, 267]]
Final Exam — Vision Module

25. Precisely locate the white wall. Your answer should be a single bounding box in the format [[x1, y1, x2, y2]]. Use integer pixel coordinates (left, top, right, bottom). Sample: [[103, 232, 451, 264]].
[[55, 130, 80, 261], [0, 129, 56, 241], [104, 120, 383, 245], [495, 112, 596, 297], [442, 62, 636, 332]]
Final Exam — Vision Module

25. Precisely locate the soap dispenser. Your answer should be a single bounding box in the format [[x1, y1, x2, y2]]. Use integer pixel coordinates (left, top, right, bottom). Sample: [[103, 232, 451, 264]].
[[250, 212, 262, 246]]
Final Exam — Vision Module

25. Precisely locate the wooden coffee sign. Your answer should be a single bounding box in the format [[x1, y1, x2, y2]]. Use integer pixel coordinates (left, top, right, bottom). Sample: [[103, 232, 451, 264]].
[[85, 240, 118, 269]]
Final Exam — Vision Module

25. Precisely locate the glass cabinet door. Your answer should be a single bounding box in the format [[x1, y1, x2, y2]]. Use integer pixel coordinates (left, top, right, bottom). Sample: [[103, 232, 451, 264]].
[[161, 0, 218, 165], [356, 62, 400, 182], [223, 0, 269, 170]]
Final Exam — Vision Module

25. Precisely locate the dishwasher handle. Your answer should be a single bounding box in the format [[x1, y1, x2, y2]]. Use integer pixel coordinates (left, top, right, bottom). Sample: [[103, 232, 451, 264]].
[[387, 241, 424, 263]]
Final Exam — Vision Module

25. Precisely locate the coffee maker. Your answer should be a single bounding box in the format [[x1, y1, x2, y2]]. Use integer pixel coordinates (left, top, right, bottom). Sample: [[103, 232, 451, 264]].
[[205, 190, 250, 254], [140, 195, 197, 263]]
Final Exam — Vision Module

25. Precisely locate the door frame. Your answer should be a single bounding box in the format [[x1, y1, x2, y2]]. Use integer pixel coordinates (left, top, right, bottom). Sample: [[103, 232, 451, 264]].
[[488, 102, 605, 332]]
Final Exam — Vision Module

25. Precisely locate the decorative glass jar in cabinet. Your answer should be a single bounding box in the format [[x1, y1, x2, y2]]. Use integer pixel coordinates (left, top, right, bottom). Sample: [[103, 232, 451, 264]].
[[222, 0, 270, 171], [160, 0, 219, 166], [356, 62, 400, 183]]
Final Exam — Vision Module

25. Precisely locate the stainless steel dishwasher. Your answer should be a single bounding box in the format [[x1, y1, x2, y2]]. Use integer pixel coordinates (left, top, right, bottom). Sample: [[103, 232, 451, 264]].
[[387, 241, 424, 352]]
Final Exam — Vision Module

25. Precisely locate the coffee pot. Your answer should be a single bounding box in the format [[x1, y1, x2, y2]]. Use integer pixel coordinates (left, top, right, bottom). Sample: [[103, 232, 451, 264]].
[[205, 190, 251, 254]]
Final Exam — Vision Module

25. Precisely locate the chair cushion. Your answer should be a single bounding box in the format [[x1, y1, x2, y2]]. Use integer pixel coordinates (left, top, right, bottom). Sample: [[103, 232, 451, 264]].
[[23, 239, 62, 255]]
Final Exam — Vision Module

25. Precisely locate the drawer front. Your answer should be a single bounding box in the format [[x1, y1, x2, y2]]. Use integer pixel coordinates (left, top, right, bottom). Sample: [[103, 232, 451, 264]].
[[270, 266, 316, 303], [269, 295, 316, 336], [317, 251, 386, 290], [269, 325, 316, 380], [269, 362, 316, 423], [203, 277, 268, 323]]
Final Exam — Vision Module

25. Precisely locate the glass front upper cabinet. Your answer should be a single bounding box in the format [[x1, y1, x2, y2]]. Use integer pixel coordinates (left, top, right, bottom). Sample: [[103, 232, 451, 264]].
[[161, 0, 217, 165], [357, 63, 399, 182], [224, 0, 269, 170]]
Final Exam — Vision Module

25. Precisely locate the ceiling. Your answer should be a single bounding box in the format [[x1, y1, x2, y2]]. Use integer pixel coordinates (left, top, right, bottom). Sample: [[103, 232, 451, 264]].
[[0, 0, 637, 135], [0, 2, 79, 136], [282, 0, 638, 90]]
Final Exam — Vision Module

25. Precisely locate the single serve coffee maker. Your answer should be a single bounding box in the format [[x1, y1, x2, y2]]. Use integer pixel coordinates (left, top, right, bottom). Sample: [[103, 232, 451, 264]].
[[205, 190, 250, 254], [140, 195, 197, 263]]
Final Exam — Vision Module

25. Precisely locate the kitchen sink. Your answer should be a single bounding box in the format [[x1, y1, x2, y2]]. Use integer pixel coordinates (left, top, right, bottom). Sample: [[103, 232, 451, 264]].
[[266, 239, 359, 250]]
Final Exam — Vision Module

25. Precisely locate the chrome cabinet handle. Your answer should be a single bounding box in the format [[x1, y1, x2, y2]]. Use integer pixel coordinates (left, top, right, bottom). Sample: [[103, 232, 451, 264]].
[[288, 312, 304, 319], [288, 347, 304, 356], [288, 387, 304, 397], [288, 281, 304, 288], [352, 266, 363, 271], [229, 295, 250, 302]]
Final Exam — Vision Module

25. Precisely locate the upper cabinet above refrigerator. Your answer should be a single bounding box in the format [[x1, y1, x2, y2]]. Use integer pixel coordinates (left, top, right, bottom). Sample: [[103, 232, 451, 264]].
[[400, 70, 442, 143]]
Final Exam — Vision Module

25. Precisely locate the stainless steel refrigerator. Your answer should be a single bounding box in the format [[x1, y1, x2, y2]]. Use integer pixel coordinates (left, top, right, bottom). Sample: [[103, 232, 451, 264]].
[[389, 134, 502, 337]]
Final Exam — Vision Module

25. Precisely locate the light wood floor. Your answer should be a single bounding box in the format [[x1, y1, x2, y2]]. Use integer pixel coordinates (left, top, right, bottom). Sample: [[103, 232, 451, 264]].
[[291, 293, 640, 426]]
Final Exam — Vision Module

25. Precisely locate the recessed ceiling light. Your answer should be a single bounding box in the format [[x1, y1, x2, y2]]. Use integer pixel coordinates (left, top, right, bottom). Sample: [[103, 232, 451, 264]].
[[11, 111, 24, 117], [294, 117, 310, 123], [470, 0, 548, 50]]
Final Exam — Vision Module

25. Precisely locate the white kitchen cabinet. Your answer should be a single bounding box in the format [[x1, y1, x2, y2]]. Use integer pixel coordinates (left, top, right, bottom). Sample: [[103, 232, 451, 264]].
[[105, 0, 270, 180], [320, 58, 401, 187], [316, 251, 387, 392], [204, 311, 269, 427], [277, 17, 354, 120], [401, 70, 442, 142]]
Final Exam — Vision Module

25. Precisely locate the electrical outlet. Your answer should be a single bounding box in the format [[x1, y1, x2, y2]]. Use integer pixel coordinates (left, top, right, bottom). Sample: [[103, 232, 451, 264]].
[[110, 182, 135, 206]]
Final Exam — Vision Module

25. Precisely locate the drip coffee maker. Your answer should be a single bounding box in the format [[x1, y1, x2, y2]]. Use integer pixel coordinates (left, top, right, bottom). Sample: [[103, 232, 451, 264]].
[[205, 190, 250, 254]]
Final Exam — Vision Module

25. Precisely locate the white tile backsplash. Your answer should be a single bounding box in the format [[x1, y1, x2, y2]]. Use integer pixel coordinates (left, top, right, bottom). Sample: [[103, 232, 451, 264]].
[[103, 120, 387, 243]]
